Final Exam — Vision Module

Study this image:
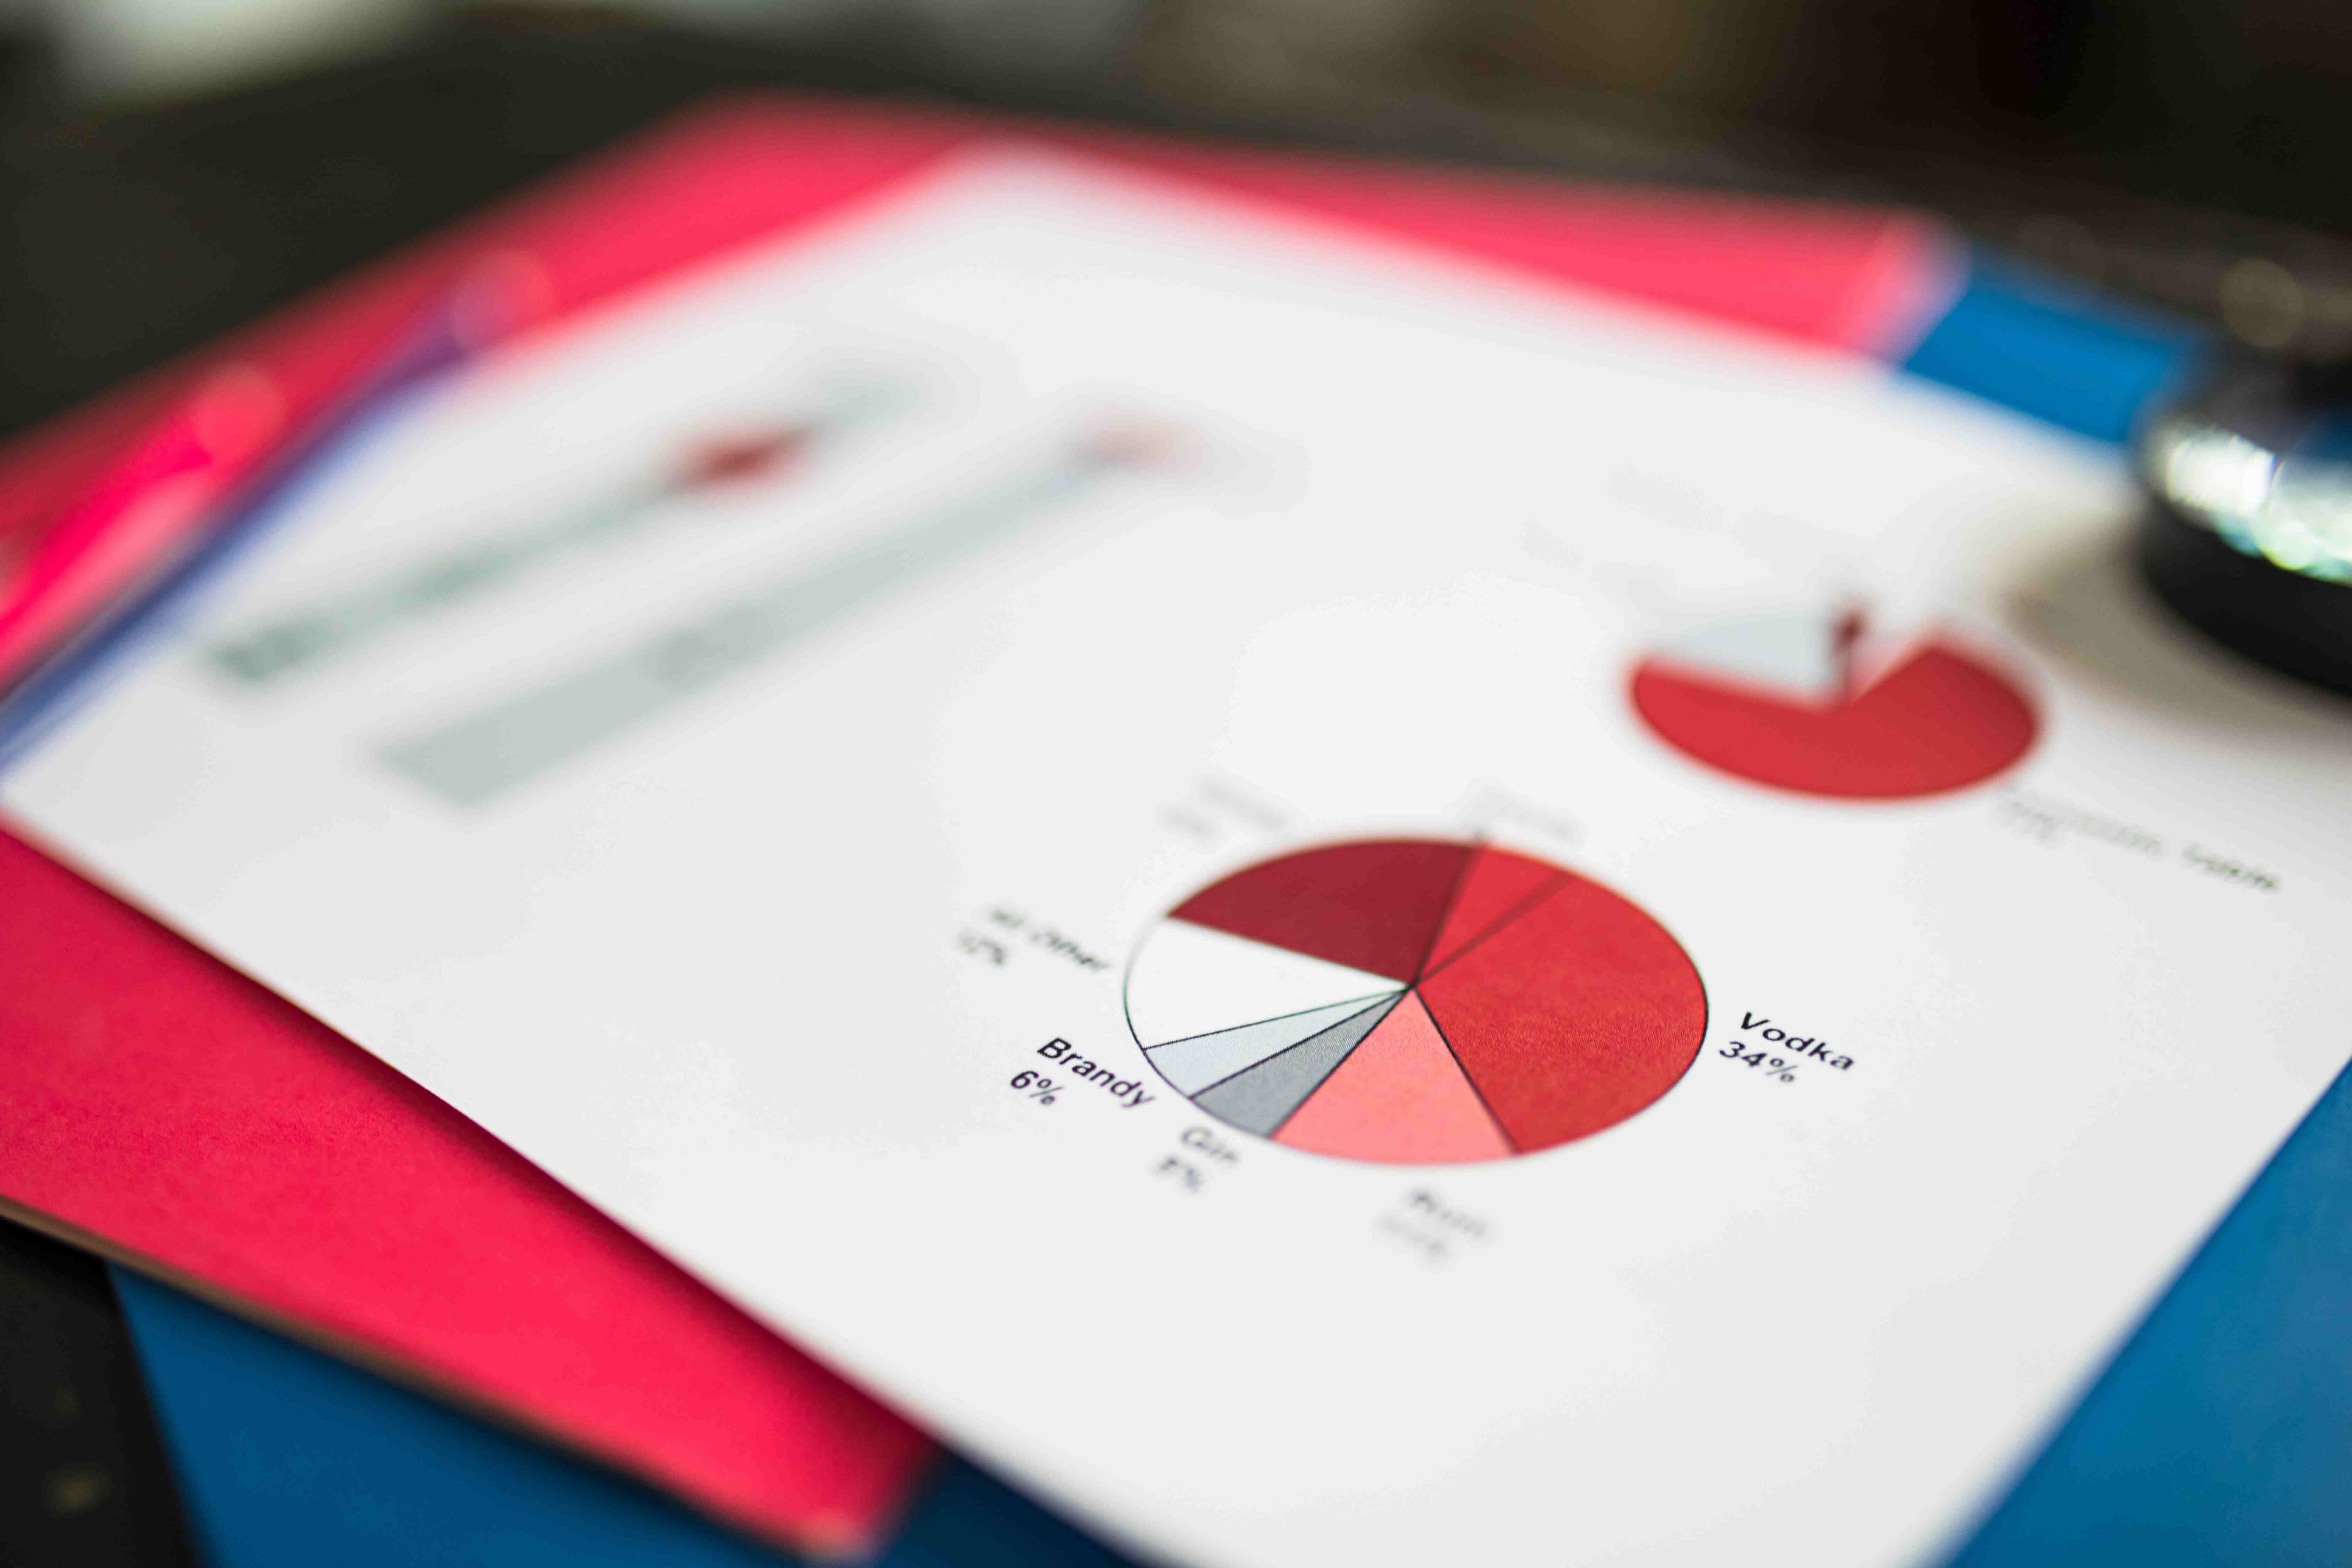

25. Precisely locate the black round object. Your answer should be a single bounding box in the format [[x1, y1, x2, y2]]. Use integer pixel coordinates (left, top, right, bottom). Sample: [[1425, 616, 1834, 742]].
[[2139, 502, 2352, 695], [2136, 356, 2352, 696]]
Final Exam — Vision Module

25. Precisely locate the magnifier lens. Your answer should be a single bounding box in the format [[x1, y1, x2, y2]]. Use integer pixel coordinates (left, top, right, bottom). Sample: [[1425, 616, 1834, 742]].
[[2138, 358, 2352, 696]]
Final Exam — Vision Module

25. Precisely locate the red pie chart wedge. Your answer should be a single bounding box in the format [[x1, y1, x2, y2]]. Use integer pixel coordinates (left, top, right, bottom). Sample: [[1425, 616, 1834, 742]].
[[1123, 840, 1706, 1163], [1630, 609, 2037, 799]]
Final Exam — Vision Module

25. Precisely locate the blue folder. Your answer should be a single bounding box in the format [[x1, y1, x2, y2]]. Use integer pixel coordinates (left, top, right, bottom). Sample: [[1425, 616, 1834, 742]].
[[112, 1269, 1133, 1568], [110, 257, 2351, 1566]]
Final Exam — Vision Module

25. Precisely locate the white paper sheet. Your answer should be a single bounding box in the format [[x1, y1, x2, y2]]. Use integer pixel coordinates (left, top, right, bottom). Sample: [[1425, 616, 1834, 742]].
[[11, 153, 2350, 1568]]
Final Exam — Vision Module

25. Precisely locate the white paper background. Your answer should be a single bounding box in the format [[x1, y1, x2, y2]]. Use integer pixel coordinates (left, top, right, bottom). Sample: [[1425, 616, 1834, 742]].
[[11, 154, 2351, 1568]]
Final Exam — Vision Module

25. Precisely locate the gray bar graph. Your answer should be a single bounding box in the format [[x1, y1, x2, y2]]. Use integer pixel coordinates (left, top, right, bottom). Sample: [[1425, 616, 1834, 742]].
[[207, 376, 912, 687], [379, 447, 1120, 806]]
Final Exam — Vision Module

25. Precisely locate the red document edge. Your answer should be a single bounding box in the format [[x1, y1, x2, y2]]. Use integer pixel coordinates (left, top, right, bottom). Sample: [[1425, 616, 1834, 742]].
[[0, 97, 1955, 1555]]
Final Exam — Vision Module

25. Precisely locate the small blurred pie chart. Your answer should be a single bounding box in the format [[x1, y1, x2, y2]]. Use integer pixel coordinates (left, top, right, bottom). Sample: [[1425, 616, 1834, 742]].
[[1629, 608, 2037, 799]]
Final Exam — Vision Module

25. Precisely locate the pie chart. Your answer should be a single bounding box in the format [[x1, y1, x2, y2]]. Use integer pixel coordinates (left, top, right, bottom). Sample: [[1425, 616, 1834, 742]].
[[1629, 608, 2037, 799], [1124, 839, 1706, 1164]]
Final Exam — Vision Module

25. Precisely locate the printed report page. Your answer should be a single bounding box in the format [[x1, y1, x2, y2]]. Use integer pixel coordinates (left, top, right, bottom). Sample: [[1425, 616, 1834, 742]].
[[7, 153, 2350, 1568]]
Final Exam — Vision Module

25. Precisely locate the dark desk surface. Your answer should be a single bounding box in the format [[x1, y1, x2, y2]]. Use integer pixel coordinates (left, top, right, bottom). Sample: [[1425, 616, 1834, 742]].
[[4, 10, 2347, 450]]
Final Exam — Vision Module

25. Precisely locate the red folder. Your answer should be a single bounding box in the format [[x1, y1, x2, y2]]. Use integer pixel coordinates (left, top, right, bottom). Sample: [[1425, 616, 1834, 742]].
[[0, 97, 1950, 1555]]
